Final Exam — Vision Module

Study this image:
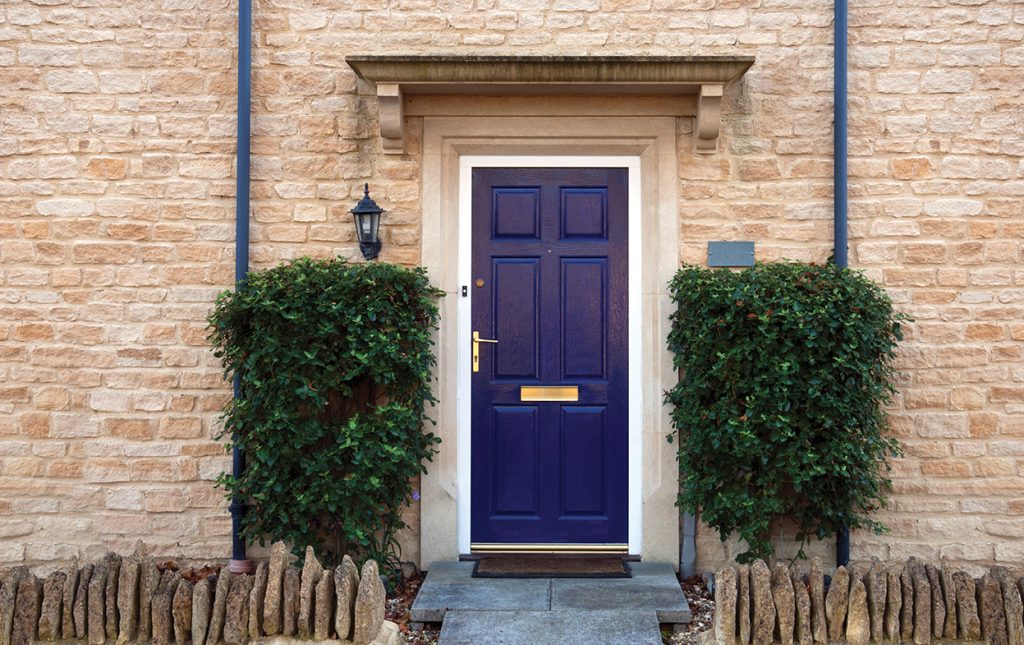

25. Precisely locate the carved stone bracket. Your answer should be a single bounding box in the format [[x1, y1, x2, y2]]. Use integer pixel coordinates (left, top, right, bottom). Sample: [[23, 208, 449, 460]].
[[376, 83, 405, 154], [695, 84, 724, 154], [346, 56, 754, 155]]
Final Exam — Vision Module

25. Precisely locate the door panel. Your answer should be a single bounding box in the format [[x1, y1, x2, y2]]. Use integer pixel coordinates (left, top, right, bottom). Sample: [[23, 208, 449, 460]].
[[560, 406, 608, 517], [492, 259, 540, 380], [560, 188, 608, 239], [493, 188, 541, 239], [491, 406, 540, 516], [471, 167, 628, 546], [561, 258, 607, 380]]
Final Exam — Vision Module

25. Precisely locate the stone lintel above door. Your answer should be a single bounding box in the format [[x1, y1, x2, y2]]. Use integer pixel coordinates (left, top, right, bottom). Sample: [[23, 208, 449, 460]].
[[345, 55, 755, 155]]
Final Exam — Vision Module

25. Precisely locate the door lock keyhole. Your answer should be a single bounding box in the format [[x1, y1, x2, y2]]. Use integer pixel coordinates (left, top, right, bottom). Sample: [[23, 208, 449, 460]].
[[475, 279, 485, 288]]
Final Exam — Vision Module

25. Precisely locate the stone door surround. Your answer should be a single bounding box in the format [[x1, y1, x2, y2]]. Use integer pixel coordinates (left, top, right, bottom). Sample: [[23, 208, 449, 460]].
[[416, 110, 681, 568]]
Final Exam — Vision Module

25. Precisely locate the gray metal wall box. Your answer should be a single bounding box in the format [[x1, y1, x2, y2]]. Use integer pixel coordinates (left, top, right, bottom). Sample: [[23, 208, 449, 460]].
[[707, 241, 755, 267]]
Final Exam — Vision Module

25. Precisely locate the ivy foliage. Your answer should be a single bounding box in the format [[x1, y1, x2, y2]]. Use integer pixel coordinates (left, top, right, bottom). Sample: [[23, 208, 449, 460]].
[[208, 258, 444, 573], [666, 262, 906, 563]]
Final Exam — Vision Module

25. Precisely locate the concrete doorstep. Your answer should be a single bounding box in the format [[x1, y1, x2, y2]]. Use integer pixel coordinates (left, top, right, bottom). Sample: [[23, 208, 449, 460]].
[[411, 562, 691, 644], [438, 609, 663, 645]]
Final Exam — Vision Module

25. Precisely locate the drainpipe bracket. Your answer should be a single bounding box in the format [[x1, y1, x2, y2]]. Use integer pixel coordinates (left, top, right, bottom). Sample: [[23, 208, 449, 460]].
[[228, 559, 255, 574]]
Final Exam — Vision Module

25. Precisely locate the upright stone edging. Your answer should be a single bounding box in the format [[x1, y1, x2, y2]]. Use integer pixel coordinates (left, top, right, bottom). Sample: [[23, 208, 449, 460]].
[[353, 560, 385, 645], [61, 558, 79, 640], [791, 569, 811, 645], [72, 563, 92, 639], [116, 543, 143, 644], [808, 558, 826, 644], [824, 565, 849, 642], [712, 557, 1021, 645], [209, 567, 233, 644], [263, 542, 288, 637], [0, 541, 397, 645], [35, 569, 65, 641], [770, 562, 795, 645], [297, 546, 323, 640], [192, 576, 213, 645], [884, 567, 902, 641], [751, 559, 775, 645], [714, 564, 737, 645], [249, 560, 269, 640], [864, 560, 885, 643], [335, 555, 360, 641], [11, 575, 42, 645]]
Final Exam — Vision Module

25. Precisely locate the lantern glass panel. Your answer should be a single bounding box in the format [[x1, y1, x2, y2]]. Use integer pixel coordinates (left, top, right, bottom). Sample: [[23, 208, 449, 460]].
[[354, 211, 380, 243]]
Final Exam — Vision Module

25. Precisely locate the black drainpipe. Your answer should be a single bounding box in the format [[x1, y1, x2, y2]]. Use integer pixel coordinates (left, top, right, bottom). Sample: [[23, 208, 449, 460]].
[[834, 0, 851, 569], [228, 0, 253, 575]]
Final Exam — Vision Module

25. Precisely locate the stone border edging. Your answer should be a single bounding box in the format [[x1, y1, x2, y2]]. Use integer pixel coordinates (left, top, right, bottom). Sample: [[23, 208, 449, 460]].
[[0, 542, 399, 645], [714, 557, 1023, 645]]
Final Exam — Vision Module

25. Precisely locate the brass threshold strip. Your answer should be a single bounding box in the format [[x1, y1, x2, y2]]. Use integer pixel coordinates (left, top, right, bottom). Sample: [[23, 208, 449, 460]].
[[471, 543, 628, 554]]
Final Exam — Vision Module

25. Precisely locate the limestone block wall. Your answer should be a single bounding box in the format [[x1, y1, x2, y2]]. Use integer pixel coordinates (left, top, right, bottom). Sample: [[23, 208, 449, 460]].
[[0, 0, 1021, 570]]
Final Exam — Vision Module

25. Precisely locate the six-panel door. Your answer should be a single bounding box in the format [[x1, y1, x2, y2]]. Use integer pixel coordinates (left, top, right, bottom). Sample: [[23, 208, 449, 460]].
[[470, 167, 629, 546]]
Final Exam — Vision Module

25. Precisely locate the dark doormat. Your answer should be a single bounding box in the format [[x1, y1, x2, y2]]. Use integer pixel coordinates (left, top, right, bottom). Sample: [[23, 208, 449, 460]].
[[472, 555, 632, 579]]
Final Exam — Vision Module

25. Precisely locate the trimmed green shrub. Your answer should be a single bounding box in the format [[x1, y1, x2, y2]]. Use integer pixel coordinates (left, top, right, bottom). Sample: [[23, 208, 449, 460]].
[[666, 262, 906, 563], [208, 258, 443, 573]]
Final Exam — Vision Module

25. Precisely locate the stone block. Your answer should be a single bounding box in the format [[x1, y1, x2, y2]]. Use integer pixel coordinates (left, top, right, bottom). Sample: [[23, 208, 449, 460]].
[[103, 553, 121, 641], [979, 573, 1009, 645], [297, 546, 323, 639], [191, 577, 212, 645], [36, 570, 66, 641], [73, 563, 92, 639], [263, 542, 289, 636], [313, 566, 335, 640], [87, 562, 107, 645], [116, 546, 142, 643], [845, 577, 869, 645], [770, 562, 794, 645], [283, 568, 299, 637], [223, 574, 253, 645], [11, 575, 41, 645], [926, 563, 945, 639], [884, 568, 903, 641], [824, 565, 848, 643], [207, 569, 232, 645], [353, 560, 385, 645], [60, 560, 79, 639], [334, 555, 360, 641], [248, 561, 268, 640], [714, 566, 736, 645], [171, 579, 192, 645], [138, 558, 160, 642]]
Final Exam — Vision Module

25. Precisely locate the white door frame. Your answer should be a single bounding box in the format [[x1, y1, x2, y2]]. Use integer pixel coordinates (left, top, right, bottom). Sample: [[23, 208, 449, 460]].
[[456, 155, 643, 555]]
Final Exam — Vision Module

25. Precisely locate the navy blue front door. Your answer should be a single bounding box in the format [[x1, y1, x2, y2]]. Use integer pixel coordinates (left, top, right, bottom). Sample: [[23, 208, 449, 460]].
[[470, 167, 629, 546]]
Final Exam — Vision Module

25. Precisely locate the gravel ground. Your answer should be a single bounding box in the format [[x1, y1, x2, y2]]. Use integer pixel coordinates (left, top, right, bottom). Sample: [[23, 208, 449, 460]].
[[386, 572, 440, 645], [664, 576, 714, 645], [388, 569, 715, 645]]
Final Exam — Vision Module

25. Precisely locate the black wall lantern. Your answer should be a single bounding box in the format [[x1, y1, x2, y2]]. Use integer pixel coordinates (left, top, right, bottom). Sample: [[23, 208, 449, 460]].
[[351, 183, 383, 260]]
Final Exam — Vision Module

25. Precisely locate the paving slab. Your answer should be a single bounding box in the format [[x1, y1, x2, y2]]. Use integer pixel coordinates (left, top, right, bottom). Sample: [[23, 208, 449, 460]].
[[411, 563, 551, 622], [438, 610, 662, 645], [412, 561, 691, 627], [551, 562, 692, 623]]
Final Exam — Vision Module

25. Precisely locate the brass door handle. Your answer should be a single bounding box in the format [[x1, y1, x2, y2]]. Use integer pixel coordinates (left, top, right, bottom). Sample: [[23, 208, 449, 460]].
[[472, 331, 498, 373]]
